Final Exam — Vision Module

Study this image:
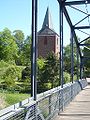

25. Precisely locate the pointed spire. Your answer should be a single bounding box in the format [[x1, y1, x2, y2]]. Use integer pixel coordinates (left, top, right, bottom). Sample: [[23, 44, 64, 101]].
[[42, 7, 53, 30]]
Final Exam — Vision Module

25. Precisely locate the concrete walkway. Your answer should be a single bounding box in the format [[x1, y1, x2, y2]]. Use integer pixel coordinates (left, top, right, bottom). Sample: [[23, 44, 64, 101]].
[[54, 84, 90, 120]]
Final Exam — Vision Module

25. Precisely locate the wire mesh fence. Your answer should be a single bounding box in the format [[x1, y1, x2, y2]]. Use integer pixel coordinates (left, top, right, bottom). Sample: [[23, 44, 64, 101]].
[[0, 79, 88, 120]]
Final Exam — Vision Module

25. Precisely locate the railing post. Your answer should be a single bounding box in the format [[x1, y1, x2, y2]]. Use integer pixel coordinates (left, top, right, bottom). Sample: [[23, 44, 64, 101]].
[[82, 57, 84, 78], [80, 57, 83, 79], [82, 57, 85, 78], [49, 95, 52, 115]]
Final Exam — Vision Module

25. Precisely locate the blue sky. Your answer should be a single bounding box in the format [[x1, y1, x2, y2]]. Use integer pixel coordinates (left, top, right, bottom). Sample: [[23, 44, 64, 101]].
[[0, 0, 70, 45], [0, 0, 30, 36], [0, 0, 90, 46]]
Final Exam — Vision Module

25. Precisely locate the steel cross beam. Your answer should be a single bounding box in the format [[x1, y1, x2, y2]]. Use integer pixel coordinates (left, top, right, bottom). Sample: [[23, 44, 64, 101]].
[[63, 6, 82, 58], [75, 26, 90, 29], [79, 43, 90, 46], [65, 0, 90, 6], [57, 0, 90, 80], [57, 0, 86, 80], [74, 15, 90, 26], [79, 36, 90, 44]]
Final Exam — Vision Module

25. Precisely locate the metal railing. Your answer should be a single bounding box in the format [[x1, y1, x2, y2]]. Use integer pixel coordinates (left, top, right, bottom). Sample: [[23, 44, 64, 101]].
[[0, 79, 88, 120]]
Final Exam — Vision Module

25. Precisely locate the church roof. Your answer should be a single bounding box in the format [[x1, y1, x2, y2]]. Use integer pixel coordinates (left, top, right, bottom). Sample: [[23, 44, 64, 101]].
[[42, 7, 53, 30], [38, 7, 59, 36], [38, 27, 59, 36]]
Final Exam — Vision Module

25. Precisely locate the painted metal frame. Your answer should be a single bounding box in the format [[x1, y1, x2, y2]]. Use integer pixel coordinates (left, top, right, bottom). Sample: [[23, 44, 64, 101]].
[[31, 0, 37, 100], [58, 0, 90, 87], [31, 0, 90, 100]]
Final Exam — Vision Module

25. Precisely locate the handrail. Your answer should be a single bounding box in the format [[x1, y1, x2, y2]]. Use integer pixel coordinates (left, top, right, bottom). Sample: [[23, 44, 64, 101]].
[[0, 79, 88, 120]]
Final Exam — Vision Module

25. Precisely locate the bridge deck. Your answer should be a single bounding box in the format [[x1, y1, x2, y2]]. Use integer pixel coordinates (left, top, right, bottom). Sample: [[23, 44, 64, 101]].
[[54, 84, 90, 120]]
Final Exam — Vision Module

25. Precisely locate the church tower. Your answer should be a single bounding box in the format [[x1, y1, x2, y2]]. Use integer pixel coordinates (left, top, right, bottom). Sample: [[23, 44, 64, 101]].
[[38, 7, 60, 58]]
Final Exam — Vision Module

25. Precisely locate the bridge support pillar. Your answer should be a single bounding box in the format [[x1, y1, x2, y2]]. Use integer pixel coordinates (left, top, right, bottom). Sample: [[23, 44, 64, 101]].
[[31, 0, 38, 100], [59, 0, 64, 88], [70, 27, 74, 83], [58, 0, 64, 114]]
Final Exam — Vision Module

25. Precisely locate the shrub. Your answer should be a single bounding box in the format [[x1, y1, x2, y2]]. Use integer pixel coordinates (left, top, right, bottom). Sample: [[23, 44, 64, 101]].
[[64, 72, 70, 83], [0, 61, 24, 91], [22, 66, 31, 80]]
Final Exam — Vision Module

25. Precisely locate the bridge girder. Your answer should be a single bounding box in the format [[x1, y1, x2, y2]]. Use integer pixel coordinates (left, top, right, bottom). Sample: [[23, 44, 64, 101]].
[[31, 0, 90, 99]]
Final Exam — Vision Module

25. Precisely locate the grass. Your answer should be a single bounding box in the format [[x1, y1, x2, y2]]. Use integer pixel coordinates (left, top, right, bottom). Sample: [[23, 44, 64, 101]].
[[0, 93, 6, 110], [0, 92, 30, 110], [0, 61, 31, 110]]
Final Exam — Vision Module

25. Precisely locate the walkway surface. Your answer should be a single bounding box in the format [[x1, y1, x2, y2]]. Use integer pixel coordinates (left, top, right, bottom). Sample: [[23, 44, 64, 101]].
[[54, 84, 90, 120]]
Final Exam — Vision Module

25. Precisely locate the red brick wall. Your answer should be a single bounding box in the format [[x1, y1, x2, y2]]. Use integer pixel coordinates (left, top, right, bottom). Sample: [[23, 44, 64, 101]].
[[38, 35, 60, 58], [55, 35, 60, 58]]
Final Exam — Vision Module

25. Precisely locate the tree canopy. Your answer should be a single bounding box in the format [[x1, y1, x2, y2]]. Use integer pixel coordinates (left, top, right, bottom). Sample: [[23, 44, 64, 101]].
[[13, 30, 24, 49], [83, 38, 90, 77], [0, 28, 18, 61], [64, 43, 77, 74]]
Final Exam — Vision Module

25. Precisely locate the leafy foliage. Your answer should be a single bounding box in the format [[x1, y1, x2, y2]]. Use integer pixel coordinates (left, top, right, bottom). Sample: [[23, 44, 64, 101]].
[[64, 43, 78, 75], [64, 72, 70, 83], [37, 52, 59, 93], [0, 28, 18, 61], [15, 36, 31, 66], [13, 30, 24, 49], [0, 61, 24, 91], [0, 28, 79, 96], [83, 38, 90, 77], [22, 66, 31, 80]]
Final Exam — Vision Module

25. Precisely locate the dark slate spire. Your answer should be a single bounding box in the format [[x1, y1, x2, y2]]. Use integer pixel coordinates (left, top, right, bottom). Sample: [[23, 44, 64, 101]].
[[42, 7, 53, 30]]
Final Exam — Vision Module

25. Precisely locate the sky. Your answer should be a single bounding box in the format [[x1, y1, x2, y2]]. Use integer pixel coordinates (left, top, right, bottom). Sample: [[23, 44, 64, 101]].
[[0, 0, 30, 37], [0, 0, 90, 46]]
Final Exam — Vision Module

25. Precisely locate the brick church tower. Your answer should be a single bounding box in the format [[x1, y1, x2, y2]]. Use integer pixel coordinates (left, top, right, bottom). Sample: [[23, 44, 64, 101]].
[[38, 7, 60, 58]]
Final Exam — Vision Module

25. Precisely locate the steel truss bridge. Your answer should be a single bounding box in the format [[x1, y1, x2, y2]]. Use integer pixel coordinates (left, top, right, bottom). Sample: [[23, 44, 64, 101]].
[[0, 0, 90, 120]]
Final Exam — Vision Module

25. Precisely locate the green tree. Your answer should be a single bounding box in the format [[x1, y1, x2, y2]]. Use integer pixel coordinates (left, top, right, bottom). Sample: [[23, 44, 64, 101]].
[[64, 43, 77, 74], [15, 36, 31, 66], [83, 38, 90, 77], [39, 52, 59, 90], [64, 45, 71, 73], [0, 28, 18, 61], [13, 30, 24, 49]]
